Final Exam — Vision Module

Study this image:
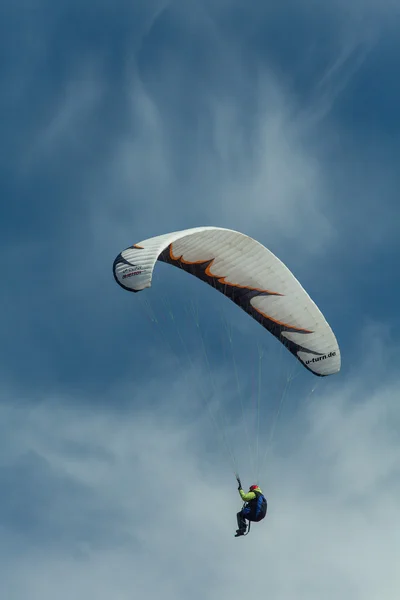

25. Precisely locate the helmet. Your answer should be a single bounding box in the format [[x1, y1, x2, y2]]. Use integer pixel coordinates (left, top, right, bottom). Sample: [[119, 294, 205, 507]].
[[249, 484, 258, 491]]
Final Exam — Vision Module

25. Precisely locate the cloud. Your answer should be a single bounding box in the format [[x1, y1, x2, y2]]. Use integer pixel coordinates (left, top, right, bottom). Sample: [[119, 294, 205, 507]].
[[70, 0, 397, 279], [4, 0, 397, 283], [1, 334, 399, 600], [80, 55, 337, 270], [25, 65, 103, 167]]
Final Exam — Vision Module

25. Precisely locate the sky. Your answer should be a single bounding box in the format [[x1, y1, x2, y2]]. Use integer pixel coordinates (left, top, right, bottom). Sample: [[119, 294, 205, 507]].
[[1, 1, 400, 598]]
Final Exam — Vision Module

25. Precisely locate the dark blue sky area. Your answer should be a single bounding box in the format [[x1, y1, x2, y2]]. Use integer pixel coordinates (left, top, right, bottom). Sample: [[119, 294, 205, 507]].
[[1, 1, 398, 400]]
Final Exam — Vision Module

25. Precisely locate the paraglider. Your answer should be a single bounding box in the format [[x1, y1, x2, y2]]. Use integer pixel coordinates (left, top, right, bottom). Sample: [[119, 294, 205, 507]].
[[235, 476, 267, 537], [113, 226, 340, 538]]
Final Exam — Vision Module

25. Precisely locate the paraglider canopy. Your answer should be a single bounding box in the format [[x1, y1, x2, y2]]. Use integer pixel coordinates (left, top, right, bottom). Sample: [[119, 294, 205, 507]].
[[113, 226, 340, 377]]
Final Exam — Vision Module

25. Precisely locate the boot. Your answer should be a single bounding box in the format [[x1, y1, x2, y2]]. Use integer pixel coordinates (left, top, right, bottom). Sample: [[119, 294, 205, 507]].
[[234, 529, 246, 537]]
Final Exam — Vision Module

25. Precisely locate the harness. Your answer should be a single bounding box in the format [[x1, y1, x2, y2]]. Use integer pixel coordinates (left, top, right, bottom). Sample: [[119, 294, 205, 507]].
[[246, 489, 267, 520]]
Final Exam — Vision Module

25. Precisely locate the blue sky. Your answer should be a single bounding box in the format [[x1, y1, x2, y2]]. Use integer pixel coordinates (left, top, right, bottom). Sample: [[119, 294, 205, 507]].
[[1, 1, 400, 598]]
